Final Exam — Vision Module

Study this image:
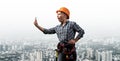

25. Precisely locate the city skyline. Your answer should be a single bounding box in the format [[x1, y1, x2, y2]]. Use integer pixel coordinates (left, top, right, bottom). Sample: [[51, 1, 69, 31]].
[[0, 37, 120, 61]]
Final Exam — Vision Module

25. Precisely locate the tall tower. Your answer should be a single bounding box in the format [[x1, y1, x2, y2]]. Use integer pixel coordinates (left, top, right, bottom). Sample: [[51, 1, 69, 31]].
[[35, 51, 42, 61]]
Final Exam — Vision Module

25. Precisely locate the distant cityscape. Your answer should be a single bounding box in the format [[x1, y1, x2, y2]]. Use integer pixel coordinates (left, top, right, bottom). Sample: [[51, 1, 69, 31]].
[[0, 37, 120, 61]]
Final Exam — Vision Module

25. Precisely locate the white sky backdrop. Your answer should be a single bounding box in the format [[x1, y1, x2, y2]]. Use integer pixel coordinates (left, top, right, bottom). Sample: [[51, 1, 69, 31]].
[[0, 0, 120, 40]]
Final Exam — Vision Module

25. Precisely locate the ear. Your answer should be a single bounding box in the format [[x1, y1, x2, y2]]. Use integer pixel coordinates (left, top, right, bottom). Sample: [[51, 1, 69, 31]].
[[62, 13, 68, 19]]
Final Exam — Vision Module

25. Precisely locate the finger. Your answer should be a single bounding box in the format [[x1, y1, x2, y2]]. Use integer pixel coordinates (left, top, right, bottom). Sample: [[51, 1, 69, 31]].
[[35, 17, 37, 21]]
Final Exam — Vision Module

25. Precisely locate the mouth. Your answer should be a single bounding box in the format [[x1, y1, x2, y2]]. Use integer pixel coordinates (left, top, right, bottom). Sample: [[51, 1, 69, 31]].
[[58, 19, 62, 22], [58, 18, 60, 19]]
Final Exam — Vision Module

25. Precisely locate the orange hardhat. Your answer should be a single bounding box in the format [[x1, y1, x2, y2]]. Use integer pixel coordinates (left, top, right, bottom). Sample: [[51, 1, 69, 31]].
[[56, 7, 70, 19]]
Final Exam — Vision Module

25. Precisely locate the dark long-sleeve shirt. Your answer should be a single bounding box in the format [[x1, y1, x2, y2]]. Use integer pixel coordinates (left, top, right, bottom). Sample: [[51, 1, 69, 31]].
[[43, 20, 85, 42]]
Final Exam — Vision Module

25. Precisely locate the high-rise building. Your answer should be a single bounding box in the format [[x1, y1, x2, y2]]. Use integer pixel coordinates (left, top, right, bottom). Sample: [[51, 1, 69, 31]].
[[106, 51, 112, 61], [95, 50, 101, 61], [101, 51, 112, 61], [30, 53, 35, 61], [35, 51, 42, 61], [29, 50, 43, 61], [101, 51, 106, 61]]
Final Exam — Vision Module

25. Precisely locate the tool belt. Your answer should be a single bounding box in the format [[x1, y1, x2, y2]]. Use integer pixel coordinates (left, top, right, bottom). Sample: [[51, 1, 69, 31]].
[[56, 41, 76, 60]]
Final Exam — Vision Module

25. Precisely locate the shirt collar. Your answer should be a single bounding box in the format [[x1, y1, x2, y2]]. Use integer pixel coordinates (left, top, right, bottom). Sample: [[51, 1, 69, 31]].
[[60, 20, 69, 27]]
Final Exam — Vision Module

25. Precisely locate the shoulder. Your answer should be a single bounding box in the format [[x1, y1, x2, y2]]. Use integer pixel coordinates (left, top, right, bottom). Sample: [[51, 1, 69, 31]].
[[54, 24, 60, 29], [56, 24, 60, 27], [68, 21, 76, 25]]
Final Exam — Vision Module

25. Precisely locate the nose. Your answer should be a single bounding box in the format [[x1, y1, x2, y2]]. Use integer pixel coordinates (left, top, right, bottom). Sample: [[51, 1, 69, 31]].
[[57, 15, 60, 18], [58, 14, 62, 18]]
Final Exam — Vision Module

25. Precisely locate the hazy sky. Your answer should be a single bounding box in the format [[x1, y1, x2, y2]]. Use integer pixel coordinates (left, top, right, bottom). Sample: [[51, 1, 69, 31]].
[[0, 0, 120, 40]]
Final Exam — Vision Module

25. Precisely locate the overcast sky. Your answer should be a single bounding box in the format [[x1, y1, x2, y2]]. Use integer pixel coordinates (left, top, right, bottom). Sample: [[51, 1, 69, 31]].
[[0, 0, 120, 40]]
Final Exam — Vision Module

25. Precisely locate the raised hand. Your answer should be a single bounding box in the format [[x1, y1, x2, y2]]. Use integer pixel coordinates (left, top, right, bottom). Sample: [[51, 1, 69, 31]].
[[33, 17, 44, 32], [34, 17, 38, 26]]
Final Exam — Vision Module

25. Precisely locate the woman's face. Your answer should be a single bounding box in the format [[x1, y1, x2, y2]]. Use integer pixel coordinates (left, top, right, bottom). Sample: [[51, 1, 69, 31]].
[[57, 11, 67, 23]]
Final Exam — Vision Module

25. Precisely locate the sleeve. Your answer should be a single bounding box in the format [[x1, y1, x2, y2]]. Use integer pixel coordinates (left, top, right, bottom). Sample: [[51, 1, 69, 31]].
[[43, 27, 56, 34], [73, 22, 85, 39]]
